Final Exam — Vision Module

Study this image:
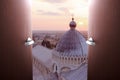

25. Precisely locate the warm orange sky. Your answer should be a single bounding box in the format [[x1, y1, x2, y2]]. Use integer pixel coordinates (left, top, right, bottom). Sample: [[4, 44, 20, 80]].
[[31, 0, 88, 31]]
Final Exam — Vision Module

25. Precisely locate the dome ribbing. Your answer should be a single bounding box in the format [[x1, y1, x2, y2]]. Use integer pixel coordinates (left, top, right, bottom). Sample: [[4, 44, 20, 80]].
[[55, 29, 87, 56]]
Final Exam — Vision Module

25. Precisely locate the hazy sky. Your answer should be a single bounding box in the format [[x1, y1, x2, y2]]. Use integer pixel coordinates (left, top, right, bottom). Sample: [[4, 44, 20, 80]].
[[32, 0, 88, 31]]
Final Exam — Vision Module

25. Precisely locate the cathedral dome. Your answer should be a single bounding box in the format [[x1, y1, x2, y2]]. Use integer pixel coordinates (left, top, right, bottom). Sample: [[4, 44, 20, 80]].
[[52, 17, 88, 72], [55, 29, 87, 57], [54, 18, 88, 57]]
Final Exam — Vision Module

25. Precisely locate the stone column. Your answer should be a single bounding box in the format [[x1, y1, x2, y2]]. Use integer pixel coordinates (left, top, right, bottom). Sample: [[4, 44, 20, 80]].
[[0, 0, 32, 80], [88, 0, 120, 80]]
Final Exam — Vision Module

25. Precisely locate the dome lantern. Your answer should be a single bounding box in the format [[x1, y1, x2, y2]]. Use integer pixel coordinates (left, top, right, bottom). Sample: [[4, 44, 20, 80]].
[[69, 17, 77, 29]]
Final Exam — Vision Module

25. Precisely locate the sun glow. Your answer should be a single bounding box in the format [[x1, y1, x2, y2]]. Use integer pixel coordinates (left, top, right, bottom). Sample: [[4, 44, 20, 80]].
[[78, 22, 84, 25]]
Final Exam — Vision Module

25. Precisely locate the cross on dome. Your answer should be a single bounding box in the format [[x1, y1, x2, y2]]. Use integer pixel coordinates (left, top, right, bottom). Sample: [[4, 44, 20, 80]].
[[72, 14, 74, 21]]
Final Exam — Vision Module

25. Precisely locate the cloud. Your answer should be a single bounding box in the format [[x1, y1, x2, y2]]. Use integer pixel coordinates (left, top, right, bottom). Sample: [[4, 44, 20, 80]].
[[58, 7, 69, 13], [37, 10, 44, 13], [37, 10, 62, 16], [41, 0, 67, 3], [42, 12, 62, 16]]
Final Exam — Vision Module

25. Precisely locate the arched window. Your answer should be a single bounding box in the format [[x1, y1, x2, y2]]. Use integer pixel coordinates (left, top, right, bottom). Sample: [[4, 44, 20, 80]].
[[75, 58, 77, 61], [84, 57, 86, 60], [65, 57, 67, 60], [53, 63, 57, 73], [71, 58, 73, 60], [81, 57, 83, 62], [68, 57, 70, 60]]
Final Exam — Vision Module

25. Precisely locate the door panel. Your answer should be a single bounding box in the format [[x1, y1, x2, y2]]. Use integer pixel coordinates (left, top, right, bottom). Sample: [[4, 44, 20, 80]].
[[88, 0, 120, 80], [0, 0, 32, 80]]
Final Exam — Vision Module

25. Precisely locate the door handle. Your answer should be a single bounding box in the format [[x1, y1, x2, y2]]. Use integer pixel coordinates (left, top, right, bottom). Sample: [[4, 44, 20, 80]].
[[25, 37, 34, 46], [86, 37, 96, 46]]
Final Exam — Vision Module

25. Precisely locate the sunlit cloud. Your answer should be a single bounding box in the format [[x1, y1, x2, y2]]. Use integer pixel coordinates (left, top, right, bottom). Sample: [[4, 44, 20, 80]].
[[58, 7, 69, 12], [40, 0, 67, 3], [37, 10, 44, 13], [33, 0, 88, 17], [38, 11, 62, 16], [58, 7, 70, 14]]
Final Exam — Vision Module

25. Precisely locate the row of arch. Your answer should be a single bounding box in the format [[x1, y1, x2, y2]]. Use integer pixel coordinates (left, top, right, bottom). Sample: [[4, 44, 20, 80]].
[[52, 53, 88, 65]]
